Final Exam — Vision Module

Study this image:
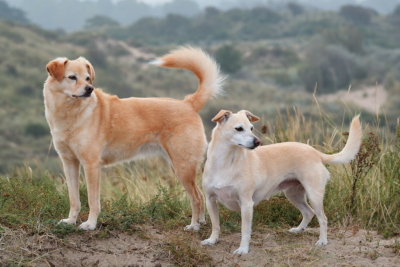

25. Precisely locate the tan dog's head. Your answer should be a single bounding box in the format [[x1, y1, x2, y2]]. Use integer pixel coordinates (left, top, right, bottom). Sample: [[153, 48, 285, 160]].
[[46, 57, 95, 98], [212, 110, 261, 150]]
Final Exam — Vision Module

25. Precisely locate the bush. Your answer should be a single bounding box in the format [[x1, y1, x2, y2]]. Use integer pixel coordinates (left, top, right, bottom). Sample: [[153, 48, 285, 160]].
[[339, 5, 373, 26], [300, 45, 367, 93], [24, 123, 49, 138], [287, 2, 304, 16], [85, 46, 107, 68], [323, 26, 364, 54], [215, 44, 242, 74], [84, 15, 120, 29]]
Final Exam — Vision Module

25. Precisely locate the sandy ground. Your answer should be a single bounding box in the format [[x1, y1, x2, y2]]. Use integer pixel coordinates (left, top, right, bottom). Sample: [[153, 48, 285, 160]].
[[1, 225, 399, 266], [318, 85, 387, 114]]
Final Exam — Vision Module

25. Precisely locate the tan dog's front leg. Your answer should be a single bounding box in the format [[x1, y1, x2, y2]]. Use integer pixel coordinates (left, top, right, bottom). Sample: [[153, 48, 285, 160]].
[[201, 196, 220, 246], [78, 162, 101, 230], [233, 201, 254, 254], [59, 157, 80, 225]]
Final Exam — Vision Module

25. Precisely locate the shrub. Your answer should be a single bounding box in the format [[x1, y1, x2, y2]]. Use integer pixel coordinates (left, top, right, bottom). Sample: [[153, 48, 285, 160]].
[[24, 123, 49, 138], [287, 2, 304, 16], [339, 5, 373, 26], [299, 45, 367, 93], [84, 15, 120, 29], [215, 44, 242, 74]]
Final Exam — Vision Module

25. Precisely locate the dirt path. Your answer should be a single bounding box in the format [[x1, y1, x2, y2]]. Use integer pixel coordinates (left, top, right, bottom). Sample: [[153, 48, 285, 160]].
[[2, 225, 399, 266], [318, 85, 387, 114]]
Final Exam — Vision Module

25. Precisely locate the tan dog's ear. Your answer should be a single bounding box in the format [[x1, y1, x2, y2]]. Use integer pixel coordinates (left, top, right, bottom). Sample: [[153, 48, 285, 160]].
[[212, 110, 232, 123], [79, 57, 95, 85], [46, 57, 68, 82], [239, 110, 260, 122]]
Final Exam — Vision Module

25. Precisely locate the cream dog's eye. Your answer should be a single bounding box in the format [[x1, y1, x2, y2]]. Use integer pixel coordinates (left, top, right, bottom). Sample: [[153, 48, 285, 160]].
[[86, 77, 90, 81], [235, 127, 244, 132], [251, 127, 254, 131], [69, 75, 77, 80]]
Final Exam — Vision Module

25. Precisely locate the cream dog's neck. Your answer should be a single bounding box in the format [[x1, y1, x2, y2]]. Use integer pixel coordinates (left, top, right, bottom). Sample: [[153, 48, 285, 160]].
[[208, 130, 249, 167]]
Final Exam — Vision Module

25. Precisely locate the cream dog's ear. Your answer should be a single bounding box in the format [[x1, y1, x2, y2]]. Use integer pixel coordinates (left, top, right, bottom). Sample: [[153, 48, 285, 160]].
[[212, 110, 232, 123], [46, 57, 68, 82], [239, 110, 260, 122], [79, 57, 95, 85]]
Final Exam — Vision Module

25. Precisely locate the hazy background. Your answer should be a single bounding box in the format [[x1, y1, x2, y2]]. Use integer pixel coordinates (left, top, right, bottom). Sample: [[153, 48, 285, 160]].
[[0, 0, 400, 173], [3, 0, 400, 31]]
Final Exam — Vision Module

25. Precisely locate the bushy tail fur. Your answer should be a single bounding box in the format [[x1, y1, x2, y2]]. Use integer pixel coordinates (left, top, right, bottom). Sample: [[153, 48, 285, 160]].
[[150, 46, 225, 113], [319, 116, 362, 164]]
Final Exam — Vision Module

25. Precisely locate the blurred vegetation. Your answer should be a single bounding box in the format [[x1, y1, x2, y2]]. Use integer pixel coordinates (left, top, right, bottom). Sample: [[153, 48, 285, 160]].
[[0, 0, 29, 24], [0, 3, 400, 175], [215, 44, 242, 74]]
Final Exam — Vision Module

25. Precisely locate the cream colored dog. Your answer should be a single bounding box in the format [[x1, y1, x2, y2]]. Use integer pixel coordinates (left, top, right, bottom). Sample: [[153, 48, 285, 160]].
[[43, 47, 224, 231], [201, 110, 362, 254]]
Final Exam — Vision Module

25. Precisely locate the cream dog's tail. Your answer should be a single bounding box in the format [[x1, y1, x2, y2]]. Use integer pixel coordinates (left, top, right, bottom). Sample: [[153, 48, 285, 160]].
[[150, 46, 225, 113], [319, 116, 362, 164]]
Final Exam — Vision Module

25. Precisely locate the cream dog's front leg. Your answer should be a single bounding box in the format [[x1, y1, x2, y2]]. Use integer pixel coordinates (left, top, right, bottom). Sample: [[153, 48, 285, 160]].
[[233, 200, 254, 254], [201, 195, 220, 245], [78, 161, 101, 230]]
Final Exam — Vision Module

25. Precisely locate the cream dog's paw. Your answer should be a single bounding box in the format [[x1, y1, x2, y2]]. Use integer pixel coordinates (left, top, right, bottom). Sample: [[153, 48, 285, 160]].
[[58, 218, 76, 225], [184, 224, 200, 231], [78, 221, 97, 230], [201, 238, 217, 246], [315, 239, 328, 246], [289, 227, 305, 234], [233, 246, 249, 254]]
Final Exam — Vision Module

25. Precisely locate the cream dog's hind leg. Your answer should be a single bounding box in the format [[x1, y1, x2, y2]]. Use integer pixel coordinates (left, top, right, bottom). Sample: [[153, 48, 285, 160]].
[[300, 168, 329, 245], [285, 184, 315, 233]]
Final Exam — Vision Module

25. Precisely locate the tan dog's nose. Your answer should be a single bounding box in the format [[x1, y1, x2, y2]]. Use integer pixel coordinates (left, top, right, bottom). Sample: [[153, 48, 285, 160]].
[[85, 85, 94, 93]]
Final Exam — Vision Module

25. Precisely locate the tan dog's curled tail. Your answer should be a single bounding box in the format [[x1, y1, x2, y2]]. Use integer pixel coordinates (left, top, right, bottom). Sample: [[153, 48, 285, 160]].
[[319, 115, 362, 164], [150, 46, 225, 113]]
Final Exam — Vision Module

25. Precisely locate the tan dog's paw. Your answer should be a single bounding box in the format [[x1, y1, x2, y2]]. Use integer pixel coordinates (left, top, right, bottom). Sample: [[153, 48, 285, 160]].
[[201, 238, 217, 246], [184, 224, 200, 231], [58, 218, 76, 225], [233, 246, 249, 254], [78, 221, 97, 230], [315, 239, 328, 246]]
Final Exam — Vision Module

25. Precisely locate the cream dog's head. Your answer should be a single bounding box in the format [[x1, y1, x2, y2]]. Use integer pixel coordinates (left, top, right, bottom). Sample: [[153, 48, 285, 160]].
[[212, 110, 261, 150], [46, 57, 95, 98]]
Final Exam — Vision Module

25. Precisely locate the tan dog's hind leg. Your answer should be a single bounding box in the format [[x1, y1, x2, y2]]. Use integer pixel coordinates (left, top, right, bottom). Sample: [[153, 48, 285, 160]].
[[201, 196, 220, 245], [59, 157, 81, 225], [79, 162, 101, 230], [164, 127, 206, 231], [285, 184, 315, 233], [173, 162, 202, 231]]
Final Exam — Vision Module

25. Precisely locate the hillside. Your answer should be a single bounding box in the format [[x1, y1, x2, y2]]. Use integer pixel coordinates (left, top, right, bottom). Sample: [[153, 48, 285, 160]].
[[1, 3, 400, 172]]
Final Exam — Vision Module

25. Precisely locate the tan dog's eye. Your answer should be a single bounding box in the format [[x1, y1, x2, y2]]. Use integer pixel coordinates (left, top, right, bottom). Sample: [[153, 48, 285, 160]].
[[68, 75, 77, 80], [86, 77, 90, 81], [235, 127, 244, 132]]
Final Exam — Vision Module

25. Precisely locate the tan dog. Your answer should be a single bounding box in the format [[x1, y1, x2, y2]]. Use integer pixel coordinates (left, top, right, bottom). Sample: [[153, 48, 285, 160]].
[[201, 110, 362, 254], [43, 47, 224, 230]]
